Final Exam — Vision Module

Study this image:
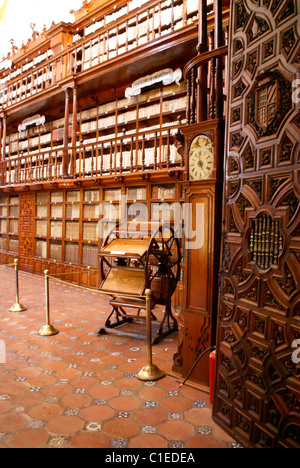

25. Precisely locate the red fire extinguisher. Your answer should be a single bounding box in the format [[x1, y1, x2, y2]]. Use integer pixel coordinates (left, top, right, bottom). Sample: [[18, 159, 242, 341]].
[[209, 350, 216, 405]]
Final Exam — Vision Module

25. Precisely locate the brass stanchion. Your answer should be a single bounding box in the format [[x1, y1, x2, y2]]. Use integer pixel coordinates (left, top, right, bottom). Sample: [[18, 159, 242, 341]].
[[136, 289, 166, 381], [38, 270, 59, 336], [10, 259, 27, 313]]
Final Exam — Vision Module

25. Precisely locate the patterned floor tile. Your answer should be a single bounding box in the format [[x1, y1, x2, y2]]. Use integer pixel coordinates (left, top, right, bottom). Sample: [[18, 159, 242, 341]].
[[0, 268, 236, 449]]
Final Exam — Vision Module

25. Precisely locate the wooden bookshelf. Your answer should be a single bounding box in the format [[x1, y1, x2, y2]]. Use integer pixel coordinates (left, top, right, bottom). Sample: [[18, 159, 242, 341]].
[[0, 194, 8, 251], [7, 195, 19, 253]]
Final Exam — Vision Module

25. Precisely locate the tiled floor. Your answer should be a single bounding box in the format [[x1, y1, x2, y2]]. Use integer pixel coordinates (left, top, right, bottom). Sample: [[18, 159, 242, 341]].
[[0, 265, 238, 449]]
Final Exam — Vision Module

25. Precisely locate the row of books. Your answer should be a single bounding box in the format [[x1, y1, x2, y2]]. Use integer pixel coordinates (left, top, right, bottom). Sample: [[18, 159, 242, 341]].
[[0, 237, 7, 250], [6, 143, 181, 182], [35, 239, 99, 266], [6, 87, 185, 152], [75, 144, 181, 173], [0, 223, 19, 235]]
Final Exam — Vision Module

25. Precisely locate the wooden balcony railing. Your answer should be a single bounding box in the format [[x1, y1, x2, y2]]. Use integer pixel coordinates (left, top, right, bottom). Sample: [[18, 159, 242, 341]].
[[0, 127, 184, 187], [184, 0, 228, 124], [0, 0, 203, 109], [184, 44, 228, 124]]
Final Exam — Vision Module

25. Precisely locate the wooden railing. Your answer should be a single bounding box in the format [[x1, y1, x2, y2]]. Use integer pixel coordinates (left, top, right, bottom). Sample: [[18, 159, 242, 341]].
[[0, 126, 184, 186], [184, 0, 228, 124], [0, 0, 203, 108], [184, 44, 228, 123]]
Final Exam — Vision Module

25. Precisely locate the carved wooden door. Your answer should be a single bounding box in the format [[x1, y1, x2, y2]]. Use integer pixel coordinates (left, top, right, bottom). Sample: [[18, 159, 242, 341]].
[[212, 0, 300, 448]]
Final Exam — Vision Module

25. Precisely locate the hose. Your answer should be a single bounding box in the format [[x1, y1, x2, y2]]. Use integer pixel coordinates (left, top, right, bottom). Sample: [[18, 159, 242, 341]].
[[178, 345, 216, 389]]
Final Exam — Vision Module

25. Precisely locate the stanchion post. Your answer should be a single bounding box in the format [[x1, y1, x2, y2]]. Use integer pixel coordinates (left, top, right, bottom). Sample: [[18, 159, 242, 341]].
[[38, 270, 59, 336], [136, 289, 166, 381], [10, 259, 27, 313]]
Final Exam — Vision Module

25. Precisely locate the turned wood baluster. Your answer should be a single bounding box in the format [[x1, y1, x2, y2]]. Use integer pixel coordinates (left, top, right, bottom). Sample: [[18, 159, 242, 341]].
[[167, 129, 171, 168], [158, 3, 162, 37], [29, 155, 33, 182], [209, 58, 216, 119], [183, 0, 187, 26], [215, 0, 224, 120], [100, 143, 104, 176], [14, 159, 18, 184], [147, 9, 150, 42], [130, 137, 134, 172], [47, 153, 51, 182], [274, 221, 279, 265], [269, 220, 274, 264], [116, 26, 119, 56], [27, 157, 30, 183], [152, 7, 156, 40], [136, 15, 139, 47], [91, 146, 94, 176], [125, 19, 129, 51], [55, 151, 58, 180], [82, 148, 86, 175], [109, 142, 113, 175], [8, 159, 11, 185], [261, 214, 266, 269], [197, 0, 208, 122], [141, 134, 146, 171], [120, 140, 123, 174], [154, 132, 158, 170], [95, 147, 98, 176], [105, 31, 109, 59], [265, 215, 271, 269], [186, 75, 191, 124], [257, 216, 262, 268], [42, 153, 45, 181], [190, 68, 196, 124], [253, 219, 258, 263], [209, 31, 216, 120]]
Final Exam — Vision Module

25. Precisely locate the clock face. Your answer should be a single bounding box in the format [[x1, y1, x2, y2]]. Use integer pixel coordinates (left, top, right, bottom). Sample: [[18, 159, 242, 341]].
[[189, 135, 214, 181]]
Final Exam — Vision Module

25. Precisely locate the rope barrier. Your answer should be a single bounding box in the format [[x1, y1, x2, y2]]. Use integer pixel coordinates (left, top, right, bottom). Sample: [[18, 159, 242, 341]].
[[0, 261, 146, 299], [0, 262, 165, 382], [0, 262, 17, 269]]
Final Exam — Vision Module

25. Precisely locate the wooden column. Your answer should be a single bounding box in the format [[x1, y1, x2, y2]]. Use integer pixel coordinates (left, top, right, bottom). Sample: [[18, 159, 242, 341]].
[[71, 86, 78, 177], [197, 0, 208, 122], [63, 88, 70, 178], [215, 0, 223, 119]]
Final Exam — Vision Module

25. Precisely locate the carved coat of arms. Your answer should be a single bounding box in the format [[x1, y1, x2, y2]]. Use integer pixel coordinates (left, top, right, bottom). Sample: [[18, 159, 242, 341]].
[[255, 75, 279, 132], [247, 70, 291, 138]]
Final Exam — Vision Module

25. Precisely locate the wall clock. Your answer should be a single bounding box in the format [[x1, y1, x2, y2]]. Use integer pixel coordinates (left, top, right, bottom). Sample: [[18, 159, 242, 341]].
[[189, 134, 214, 180]]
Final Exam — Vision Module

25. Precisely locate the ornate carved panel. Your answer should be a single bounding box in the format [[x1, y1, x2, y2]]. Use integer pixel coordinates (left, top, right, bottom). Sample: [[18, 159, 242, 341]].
[[19, 193, 35, 272], [213, 0, 300, 448]]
